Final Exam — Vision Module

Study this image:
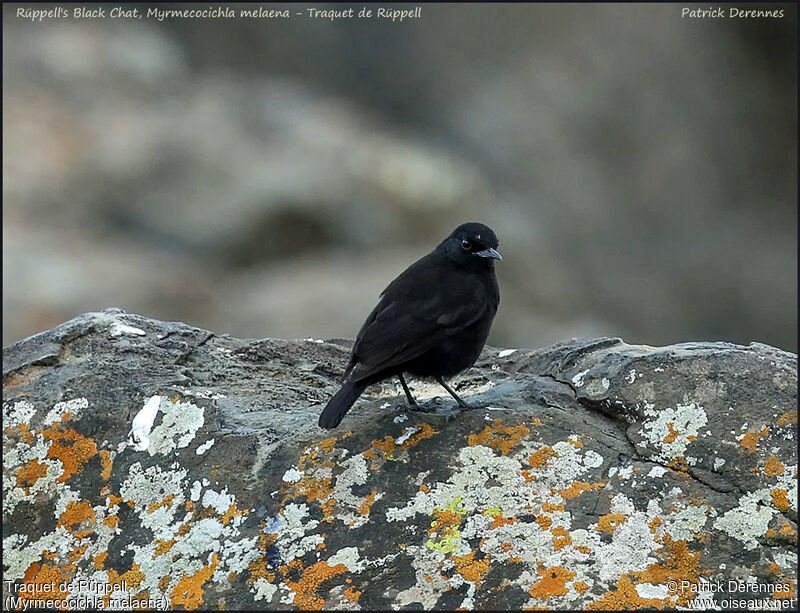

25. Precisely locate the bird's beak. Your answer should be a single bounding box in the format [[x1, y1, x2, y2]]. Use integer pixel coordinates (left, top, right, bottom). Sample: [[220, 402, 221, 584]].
[[475, 247, 502, 261]]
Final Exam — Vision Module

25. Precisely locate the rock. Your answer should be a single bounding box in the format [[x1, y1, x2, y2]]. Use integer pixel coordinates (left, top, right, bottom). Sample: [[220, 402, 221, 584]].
[[2, 309, 797, 610]]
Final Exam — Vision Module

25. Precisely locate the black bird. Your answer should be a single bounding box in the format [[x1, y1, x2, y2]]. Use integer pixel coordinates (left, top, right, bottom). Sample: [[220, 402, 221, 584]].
[[318, 222, 501, 429]]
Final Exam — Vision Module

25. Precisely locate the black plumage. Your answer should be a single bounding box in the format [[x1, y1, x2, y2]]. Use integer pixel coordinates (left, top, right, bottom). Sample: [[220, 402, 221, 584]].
[[318, 222, 501, 429]]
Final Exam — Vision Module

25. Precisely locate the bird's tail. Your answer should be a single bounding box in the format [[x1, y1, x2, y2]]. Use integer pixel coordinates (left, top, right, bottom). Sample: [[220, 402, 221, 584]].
[[318, 380, 367, 429]]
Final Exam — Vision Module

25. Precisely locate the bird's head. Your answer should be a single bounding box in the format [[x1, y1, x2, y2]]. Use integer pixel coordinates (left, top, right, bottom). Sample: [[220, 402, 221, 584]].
[[438, 222, 502, 267]]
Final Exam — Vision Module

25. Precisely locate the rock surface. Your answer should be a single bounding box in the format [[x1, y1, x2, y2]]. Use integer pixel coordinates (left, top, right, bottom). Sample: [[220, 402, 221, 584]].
[[2, 309, 797, 610]]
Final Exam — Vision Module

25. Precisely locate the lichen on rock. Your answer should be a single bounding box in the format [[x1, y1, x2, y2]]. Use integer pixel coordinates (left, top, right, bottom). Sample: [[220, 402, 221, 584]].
[[2, 310, 797, 609]]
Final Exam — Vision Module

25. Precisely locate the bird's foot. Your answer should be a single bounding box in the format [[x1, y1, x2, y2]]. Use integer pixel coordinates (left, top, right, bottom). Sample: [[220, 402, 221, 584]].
[[405, 396, 461, 417], [456, 399, 487, 411]]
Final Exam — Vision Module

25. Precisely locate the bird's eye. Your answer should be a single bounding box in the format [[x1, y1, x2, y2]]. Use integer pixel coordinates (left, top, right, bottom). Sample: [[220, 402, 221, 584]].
[[461, 239, 472, 251]]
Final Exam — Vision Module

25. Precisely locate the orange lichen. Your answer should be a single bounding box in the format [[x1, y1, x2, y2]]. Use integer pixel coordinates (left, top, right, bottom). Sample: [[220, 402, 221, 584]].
[[320, 498, 336, 523], [371, 436, 396, 457], [596, 513, 627, 534], [542, 502, 565, 513], [500, 543, 514, 553], [292, 475, 334, 503], [221, 502, 247, 525], [740, 427, 769, 452], [535, 515, 553, 530], [773, 580, 796, 599], [764, 456, 785, 476], [99, 450, 113, 480], [18, 563, 72, 608], [401, 422, 438, 449], [146, 495, 176, 514], [531, 417, 543, 426], [489, 511, 517, 529], [69, 543, 88, 562], [107, 562, 145, 590], [155, 539, 177, 556], [170, 553, 219, 610], [663, 423, 679, 444], [343, 586, 362, 602], [574, 581, 590, 594], [429, 507, 464, 537], [551, 526, 572, 550], [767, 562, 782, 576], [586, 574, 665, 610], [8, 422, 35, 444], [57, 500, 96, 533], [43, 424, 98, 482], [648, 516, 663, 535], [779, 522, 796, 537], [317, 437, 337, 453], [362, 449, 378, 461], [776, 410, 797, 426], [419, 483, 430, 493], [770, 489, 790, 512], [636, 535, 704, 606], [559, 481, 606, 500], [358, 491, 378, 516], [567, 437, 584, 448], [103, 515, 120, 529], [529, 566, 577, 599], [667, 457, 691, 474], [575, 545, 592, 554], [284, 561, 347, 609], [468, 420, 530, 455], [528, 447, 558, 469], [90, 553, 108, 571], [452, 552, 490, 587], [16, 458, 49, 491], [104, 562, 146, 608], [106, 493, 123, 508]]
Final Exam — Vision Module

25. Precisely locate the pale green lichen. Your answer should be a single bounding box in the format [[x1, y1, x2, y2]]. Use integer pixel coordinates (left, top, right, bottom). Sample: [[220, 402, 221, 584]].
[[712, 491, 776, 550], [639, 401, 708, 463], [147, 397, 205, 455]]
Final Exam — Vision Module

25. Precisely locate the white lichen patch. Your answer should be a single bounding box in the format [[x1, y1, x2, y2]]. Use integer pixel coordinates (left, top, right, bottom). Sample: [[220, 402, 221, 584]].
[[498, 349, 517, 358], [202, 487, 235, 515], [572, 370, 589, 387], [638, 402, 708, 462], [636, 583, 670, 599], [4, 400, 37, 428], [327, 546, 365, 573], [712, 491, 776, 550], [196, 438, 215, 455], [661, 503, 710, 541], [110, 322, 146, 337], [44, 398, 89, 424], [147, 398, 204, 455], [253, 578, 278, 602], [120, 462, 187, 540], [282, 467, 304, 483]]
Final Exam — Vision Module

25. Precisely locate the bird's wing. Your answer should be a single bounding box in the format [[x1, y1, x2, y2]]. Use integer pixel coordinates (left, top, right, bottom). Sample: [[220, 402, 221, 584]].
[[346, 255, 486, 382]]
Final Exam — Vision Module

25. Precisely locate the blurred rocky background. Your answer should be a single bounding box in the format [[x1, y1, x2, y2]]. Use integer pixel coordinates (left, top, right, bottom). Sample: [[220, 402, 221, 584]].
[[3, 3, 797, 351]]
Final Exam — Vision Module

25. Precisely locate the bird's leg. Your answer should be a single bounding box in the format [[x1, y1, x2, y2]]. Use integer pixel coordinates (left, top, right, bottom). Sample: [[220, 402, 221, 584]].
[[435, 376, 478, 410], [397, 373, 424, 411]]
